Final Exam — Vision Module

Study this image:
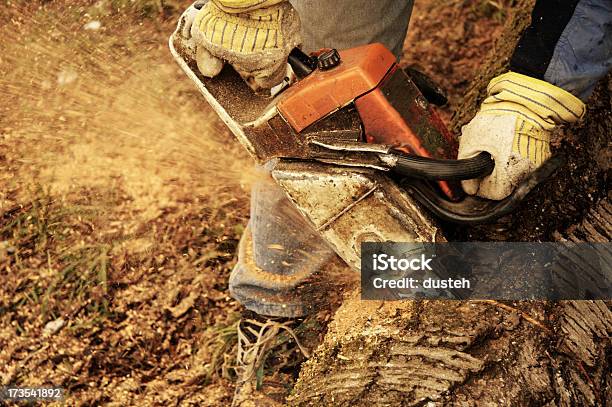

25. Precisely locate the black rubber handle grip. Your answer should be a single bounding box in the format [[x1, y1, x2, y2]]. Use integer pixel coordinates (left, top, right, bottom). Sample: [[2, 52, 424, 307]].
[[402, 155, 565, 224], [391, 151, 495, 181], [288, 48, 316, 78]]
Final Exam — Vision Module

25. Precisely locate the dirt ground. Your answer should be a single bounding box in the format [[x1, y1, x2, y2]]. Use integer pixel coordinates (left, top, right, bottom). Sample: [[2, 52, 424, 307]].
[[0, 1, 606, 406]]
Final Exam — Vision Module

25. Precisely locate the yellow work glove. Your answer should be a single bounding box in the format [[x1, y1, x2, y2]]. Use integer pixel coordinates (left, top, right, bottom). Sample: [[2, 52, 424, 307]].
[[458, 72, 586, 200], [179, 0, 301, 91]]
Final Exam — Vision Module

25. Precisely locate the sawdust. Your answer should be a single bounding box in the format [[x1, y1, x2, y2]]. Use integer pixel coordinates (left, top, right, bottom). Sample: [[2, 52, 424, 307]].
[[1, 2, 252, 404], [0, 2, 260, 224]]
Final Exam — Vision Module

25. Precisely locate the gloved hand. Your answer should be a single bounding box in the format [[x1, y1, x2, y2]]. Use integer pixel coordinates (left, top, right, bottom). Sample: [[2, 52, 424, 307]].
[[179, 0, 301, 91], [458, 72, 586, 200], [176, 1, 206, 61]]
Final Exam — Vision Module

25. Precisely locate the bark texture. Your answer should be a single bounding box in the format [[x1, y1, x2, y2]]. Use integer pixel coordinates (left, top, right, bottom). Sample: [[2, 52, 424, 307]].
[[450, 0, 536, 134], [290, 295, 610, 406]]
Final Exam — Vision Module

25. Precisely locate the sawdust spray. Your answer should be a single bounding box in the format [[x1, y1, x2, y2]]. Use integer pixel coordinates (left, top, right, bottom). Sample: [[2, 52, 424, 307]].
[[0, 3, 263, 221]]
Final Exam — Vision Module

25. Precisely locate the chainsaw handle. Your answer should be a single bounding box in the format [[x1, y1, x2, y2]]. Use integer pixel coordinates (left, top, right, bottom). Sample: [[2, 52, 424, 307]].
[[288, 48, 316, 78], [402, 155, 565, 224], [389, 151, 494, 181]]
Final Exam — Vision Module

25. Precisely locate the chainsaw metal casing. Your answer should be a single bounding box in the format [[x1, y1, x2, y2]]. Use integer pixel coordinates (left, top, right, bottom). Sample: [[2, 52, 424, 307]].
[[169, 32, 446, 270]]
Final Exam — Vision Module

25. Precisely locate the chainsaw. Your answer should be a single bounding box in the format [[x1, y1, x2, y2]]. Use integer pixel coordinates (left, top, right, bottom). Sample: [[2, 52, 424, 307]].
[[169, 25, 561, 271]]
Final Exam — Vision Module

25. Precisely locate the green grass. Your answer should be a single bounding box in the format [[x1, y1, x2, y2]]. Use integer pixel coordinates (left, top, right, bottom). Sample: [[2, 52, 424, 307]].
[[0, 187, 116, 328], [201, 315, 241, 383]]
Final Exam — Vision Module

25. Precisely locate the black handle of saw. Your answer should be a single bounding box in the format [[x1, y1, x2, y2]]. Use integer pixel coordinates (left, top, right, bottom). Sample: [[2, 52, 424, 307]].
[[402, 155, 565, 224], [288, 48, 316, 78], [389, 151, 495, 181]]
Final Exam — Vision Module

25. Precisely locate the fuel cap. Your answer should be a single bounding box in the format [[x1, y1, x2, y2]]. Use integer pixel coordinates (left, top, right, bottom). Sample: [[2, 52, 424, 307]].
[[317, 49, 341, 70]]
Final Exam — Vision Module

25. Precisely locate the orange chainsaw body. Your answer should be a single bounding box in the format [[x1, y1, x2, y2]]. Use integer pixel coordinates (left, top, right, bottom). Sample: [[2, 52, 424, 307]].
[[276, 43, 459, 199]]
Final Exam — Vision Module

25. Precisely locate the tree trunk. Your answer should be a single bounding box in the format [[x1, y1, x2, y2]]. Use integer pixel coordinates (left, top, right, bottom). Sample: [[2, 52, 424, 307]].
[[289, 198, 612, 405], [290, 296, 610, 406], [290, 3, 611, 405]]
